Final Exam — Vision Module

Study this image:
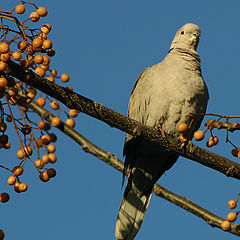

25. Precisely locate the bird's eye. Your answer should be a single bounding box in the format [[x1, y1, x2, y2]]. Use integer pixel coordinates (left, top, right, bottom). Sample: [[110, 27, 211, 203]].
[[181, 30, 185, 35]]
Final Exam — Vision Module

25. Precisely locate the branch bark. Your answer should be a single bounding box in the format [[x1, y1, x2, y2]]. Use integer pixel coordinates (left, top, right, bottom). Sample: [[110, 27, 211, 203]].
[[5, 60, 240, 181]]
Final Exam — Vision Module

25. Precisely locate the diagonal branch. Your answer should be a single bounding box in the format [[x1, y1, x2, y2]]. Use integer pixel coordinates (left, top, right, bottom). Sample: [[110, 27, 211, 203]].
[[27, 99, 240, 237], [4, 60, 240, 181]]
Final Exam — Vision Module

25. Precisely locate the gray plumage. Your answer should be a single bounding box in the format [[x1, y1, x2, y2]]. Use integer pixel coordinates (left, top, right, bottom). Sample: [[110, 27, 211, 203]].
[[115, 23, 209, 240]]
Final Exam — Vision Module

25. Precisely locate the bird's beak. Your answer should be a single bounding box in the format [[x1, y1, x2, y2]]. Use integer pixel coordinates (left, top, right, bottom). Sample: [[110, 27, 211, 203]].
[[189, 32, 200, 50], [192, 32, 200, 39]]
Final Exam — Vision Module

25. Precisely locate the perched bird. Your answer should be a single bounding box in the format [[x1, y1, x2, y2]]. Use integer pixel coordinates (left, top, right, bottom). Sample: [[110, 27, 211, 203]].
[[115, 23, 209, 240]]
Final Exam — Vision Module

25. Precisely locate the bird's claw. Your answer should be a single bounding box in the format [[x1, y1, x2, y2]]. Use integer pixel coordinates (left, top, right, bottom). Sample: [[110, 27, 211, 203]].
[[155, 126, 166, 138]]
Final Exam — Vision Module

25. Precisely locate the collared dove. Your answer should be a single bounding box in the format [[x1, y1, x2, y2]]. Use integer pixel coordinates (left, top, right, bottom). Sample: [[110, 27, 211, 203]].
[[115, 23, 209, 240]]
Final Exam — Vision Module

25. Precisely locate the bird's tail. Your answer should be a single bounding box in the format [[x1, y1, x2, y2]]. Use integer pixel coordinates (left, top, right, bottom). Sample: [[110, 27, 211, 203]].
[[115, 168, 153, 240]]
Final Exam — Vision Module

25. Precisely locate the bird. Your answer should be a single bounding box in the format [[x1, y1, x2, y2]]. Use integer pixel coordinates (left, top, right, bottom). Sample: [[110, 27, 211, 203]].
[[115, 23, 209, 240]]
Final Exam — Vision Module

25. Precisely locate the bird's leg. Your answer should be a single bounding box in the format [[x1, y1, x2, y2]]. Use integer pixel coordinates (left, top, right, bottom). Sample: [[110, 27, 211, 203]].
[[155, 125, 166, 138]]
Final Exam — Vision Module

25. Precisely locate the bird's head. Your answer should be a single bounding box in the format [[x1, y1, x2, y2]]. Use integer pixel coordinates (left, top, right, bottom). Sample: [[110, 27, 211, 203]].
[[170, 23, 201, 51]]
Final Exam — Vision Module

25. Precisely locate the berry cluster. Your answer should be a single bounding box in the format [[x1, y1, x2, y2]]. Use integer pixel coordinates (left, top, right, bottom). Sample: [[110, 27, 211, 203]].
[[221, 194, 240, 231], [0, 0, 80, 223], [177, 122, 219, 147], [177, 115, 240, 157], [177, 119, 240, 233]]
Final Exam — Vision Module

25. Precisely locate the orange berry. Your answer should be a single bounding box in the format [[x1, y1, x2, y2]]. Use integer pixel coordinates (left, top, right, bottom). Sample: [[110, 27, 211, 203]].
[[0, 77, 8, 88], [0, 192, 10, 203], [0, 229, 4, 239], [35, 159, 44, 168], [0, 135, 8, 145], [212, 136, 219, 145], [13, 166, 23, 176], [49, 133, 57, 142], [38, 120, 46, 129], [41, 24, 51, 34], [44, 24, 51, 31], [36, 7, 48, 17], [51, 117, 61, 127], [27, 88, 36, 96], [12, 51, 22, 61], [34, 54, 44, 64], [6, 116, 12, 122], [19, 183, 28, 192], [61, 73, 70, 82], [39, 171, 50, 182], [16, 4, 25, 14], [66, 86, 73, 91], [206, 139, 214, 147], [47, 49, 55, 57], [24, 145, 33, 156], [8, 87, 18, 97], [32, 38, 43, 48], [8, 96, 17, 105], [47, 76, 55, 82], [237, 151, 240, 159], [0, 42, 9, 54], [0, 61, 6, 71], [48, 153, 57, 163], [232, 149, 239, 157], [41, 134, 51, 145], [42, 55, 50, 65], [7, 175, 16, 185], [228, 200, 237, 209], [37, 33, 47, 41], [14, 182, 21, 193], [1, 53, 10, 62], [30, 12, 40, 22], [227, 212, 237, 222], [36, 97, 46, 107], [40, 64, 49, 71], [21, 125, 31, 135], [47, 144, 56, 153], [4, 142, 10, 149], [221, 220, 231, 231], [193, 130, 205, 141], [22, 106, 28, 112], [42, 39, 52, 49], [50, 100, 59, 110], [42, 154, 50, 164], [51, 69, 57, 76], [179, 133, 189, 144], [39, 65, 49, 73], [17, 149, 25, 159], [47, 168, 56, 178], [69, 109, 78, 118], [15, 183, 25, 192], [35, 67, 46, 77], [0, 123, 7, 132], [66, 118, 75, 128], [18, 40, 28, 51]]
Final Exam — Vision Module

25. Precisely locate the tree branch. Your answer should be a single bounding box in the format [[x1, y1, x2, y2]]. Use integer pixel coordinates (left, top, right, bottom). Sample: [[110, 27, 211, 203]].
[[27, 99, 240, 237], [5, 60, 240, 181]]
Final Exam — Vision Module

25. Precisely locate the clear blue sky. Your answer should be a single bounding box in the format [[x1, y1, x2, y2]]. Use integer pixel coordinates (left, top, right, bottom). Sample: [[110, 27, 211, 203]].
[[1, 1, 240, 239]]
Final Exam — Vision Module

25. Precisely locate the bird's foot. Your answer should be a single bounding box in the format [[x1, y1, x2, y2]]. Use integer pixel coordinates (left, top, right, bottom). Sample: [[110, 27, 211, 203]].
[[155, 126, 166, 138]]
